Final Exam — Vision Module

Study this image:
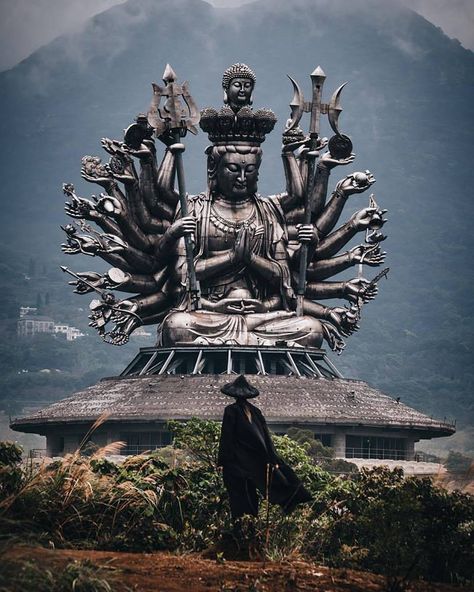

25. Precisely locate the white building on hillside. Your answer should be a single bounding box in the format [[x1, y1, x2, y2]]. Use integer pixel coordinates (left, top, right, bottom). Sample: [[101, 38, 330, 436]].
[[54, 324, 85, 341], [17, 315, 54, 336]]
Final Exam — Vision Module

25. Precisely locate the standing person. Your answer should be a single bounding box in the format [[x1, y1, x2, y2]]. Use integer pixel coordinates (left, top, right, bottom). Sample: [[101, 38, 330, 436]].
[[218, 375, 312, 520]]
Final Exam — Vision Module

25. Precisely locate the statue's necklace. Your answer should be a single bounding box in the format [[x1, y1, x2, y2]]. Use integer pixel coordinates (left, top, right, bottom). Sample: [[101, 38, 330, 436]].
[[210, 202, 257, 235]]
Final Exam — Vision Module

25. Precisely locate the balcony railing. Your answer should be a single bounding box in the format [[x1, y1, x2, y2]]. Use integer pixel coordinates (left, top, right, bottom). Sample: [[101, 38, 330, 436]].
[[345, 447, 407, 460], [121, 444, 169, 456], [28, 448, 47, 459]]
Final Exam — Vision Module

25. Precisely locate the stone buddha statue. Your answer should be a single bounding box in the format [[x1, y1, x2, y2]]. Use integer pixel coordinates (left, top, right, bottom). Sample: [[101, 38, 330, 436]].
[[160, 64, 325, 347], [69, 63, 383, 351]]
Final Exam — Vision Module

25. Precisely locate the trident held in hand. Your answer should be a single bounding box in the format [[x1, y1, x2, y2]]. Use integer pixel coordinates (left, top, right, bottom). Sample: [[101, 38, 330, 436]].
[[285, 66, 352, 316], [147, 64, 201, 310]]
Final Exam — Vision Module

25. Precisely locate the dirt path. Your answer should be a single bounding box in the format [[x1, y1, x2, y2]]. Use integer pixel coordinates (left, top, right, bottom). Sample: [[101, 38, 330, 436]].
[[2, 546, 463, 592]]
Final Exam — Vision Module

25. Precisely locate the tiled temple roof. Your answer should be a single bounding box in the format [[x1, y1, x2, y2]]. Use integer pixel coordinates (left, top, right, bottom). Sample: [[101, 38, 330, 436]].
[[11, 374, 455, 437]]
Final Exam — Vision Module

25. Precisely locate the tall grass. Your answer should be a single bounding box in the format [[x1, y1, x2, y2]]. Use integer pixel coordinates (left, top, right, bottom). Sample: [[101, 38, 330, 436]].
[[0, 558, 122, 592], [0, 420, 473, 586]]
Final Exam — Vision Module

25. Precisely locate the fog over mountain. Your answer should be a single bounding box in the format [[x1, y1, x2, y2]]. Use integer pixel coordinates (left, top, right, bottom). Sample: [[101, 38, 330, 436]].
[[0, 0, 125, 72], [0, 0, 472, 72], [0, 0, 472, 447]]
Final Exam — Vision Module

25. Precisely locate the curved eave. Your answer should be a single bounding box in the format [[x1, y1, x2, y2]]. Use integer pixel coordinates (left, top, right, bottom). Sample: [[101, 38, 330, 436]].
[[10, 415, 455, 439], [9, 374, 455, 441]]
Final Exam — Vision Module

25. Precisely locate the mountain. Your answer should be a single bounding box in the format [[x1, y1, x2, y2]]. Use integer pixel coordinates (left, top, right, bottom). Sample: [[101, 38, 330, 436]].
[[0, 0, 473, 445]]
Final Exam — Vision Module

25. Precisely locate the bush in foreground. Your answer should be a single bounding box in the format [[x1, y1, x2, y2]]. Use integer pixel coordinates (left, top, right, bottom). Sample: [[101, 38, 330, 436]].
[[0, 423, 473, 587], [0, 558, 119, 592]]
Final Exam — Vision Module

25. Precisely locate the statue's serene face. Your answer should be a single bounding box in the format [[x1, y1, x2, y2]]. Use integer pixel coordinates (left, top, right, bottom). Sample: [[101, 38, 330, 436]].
[[226, 77, 254, 109], [216, 151, 260, 200]]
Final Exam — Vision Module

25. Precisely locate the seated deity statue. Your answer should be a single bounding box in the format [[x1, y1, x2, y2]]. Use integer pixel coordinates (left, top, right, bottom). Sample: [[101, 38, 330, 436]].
[[63, 62, 385, 350], [159, 64, 324, 348], [160, 182, 325, 347]]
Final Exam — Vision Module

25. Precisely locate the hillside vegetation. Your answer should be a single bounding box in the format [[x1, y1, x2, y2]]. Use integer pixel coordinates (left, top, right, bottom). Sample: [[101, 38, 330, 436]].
[[1, 421, 473, 590], [0, 0, 472, 448]]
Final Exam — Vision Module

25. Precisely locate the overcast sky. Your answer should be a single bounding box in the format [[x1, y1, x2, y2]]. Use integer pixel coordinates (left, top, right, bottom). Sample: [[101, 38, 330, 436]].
[[0, 0, 472, 72]]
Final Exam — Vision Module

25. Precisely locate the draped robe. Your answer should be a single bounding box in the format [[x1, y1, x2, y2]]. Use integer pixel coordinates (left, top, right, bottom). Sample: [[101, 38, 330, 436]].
[[218, 400, 312, 517], [159, 192, 324, 347]]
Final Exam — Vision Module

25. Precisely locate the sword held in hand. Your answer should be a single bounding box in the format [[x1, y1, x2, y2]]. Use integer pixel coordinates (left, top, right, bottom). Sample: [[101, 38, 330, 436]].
[[364, 266, 390, 292], [356, 267, 390, 313]]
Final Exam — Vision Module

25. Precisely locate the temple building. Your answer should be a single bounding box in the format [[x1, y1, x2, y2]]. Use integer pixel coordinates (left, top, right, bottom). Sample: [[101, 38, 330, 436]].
[[11, 63, 456, 474], [11, 346, 455, 468]]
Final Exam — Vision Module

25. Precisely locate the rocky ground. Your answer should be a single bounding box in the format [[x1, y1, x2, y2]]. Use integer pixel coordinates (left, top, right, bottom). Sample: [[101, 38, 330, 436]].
[[1, 546, 466, 592]]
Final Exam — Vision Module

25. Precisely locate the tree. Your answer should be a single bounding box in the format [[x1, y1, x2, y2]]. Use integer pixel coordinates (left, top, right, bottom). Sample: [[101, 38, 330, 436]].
[[445, 451, 473, 474], [27, 258, 36, 277]]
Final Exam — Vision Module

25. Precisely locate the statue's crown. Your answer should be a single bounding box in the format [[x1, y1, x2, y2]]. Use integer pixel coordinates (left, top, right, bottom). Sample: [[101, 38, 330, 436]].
[[199, 105, 277, 146]]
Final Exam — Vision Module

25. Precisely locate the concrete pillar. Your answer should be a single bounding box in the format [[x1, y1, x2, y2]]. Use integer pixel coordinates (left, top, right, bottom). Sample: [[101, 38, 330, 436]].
[[46, 433, 56, 457], [332, 431, 346, 458], [405, 438, 415, 461], [64, 434, 78, 454], [46, 432, 63, 457]]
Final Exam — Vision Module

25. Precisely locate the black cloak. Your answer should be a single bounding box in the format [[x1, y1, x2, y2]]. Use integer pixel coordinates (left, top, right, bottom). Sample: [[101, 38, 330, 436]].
[[218, 399, 311, 513]]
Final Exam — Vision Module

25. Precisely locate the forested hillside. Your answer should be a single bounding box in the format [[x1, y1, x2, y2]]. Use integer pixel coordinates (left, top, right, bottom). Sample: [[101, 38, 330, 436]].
[[0, 0, 472, 451]]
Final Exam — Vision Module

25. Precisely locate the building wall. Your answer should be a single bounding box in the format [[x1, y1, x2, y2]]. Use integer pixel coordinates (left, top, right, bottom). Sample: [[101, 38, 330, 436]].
[[46, 427, 109, 455], [269, 423, 418, 460], [54, 325, 84, 341], [44, 421, 421, 461], [18, 318, 54, 336]]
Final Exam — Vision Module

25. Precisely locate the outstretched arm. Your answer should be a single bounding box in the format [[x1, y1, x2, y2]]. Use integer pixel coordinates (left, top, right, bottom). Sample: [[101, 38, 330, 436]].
[[306, 277, 378, 303], [63, 191, 122, 238], [315, 220, 358, 259], [315, 206, 385, 259], [124, 180, 170, 235], [66, 266, 168, 296], [88, 291, 172, 346], [302, 300, 360, 337], [102, 137, 170, 234], [155, 144, 179, 210], [307, 251, 354, 280], [90, 193, 159, 253], [307, 244, 386, 280], [308, 151, 355, 218], [279, 139, 308, 213], [314, 169, 374, 236], [124, 140, 177, 219]]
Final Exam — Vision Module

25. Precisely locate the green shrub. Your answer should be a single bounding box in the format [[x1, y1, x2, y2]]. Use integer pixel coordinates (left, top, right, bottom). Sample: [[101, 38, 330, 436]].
[[286, 427, 358, 473], [0, 559, 119, 592], [0, 442, 24, 499], [445, 450, 473, 474], [0, 442, 23, 466], [305, 467, 474, 585], [0, 422, 472, 585], [168, 418, 221, 467]]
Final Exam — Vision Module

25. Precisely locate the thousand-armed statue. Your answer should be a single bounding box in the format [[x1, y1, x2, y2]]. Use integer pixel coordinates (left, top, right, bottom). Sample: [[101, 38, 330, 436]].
[[61, 63, 388, 353]]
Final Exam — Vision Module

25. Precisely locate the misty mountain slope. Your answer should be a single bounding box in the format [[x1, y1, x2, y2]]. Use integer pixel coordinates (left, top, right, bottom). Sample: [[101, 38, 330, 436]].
[[0, 0, 472, 431]]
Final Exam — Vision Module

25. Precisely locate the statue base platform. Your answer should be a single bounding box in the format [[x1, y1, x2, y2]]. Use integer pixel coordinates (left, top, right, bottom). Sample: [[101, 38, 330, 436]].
[[121, 345, 343, 379]]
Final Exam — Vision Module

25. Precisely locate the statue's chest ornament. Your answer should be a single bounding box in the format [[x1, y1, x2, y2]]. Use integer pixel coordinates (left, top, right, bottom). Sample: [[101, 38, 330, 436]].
[[209, 203, 257, 238]]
